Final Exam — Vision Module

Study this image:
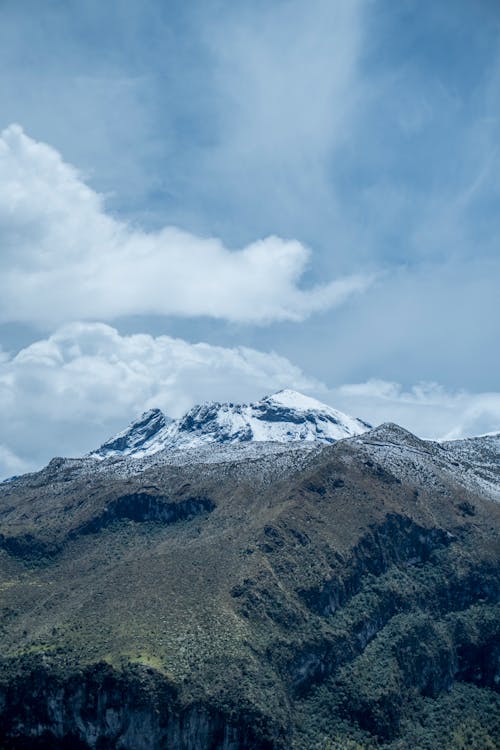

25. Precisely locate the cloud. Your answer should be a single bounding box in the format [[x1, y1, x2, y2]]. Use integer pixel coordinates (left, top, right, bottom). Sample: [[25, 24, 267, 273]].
[[1, 323, 499, 480], [331, 379, 500, 441], [208, 0, 362, 158], [0, 445, 30, 479], [0, 321, 321, 477], [0, 124, 371, 327], [192, 0, 364, 250]]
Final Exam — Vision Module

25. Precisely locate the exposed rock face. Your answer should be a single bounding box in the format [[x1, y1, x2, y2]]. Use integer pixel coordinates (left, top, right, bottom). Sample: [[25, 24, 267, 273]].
[[95, 409, 171, 458], [73, 493, 215, 538], [0, 493, 215, 562], [0, 662, 277, 749], [298, 514, 454, 619], [0, 422, 498, 748]]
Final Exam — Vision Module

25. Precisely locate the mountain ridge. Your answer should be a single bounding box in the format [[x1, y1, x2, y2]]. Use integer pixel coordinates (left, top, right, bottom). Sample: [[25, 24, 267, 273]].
[[89, 389, 372, 460], [0, 404, 498, 748]]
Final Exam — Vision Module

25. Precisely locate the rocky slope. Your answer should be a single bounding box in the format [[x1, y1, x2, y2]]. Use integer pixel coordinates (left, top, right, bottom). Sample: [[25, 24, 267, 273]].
[[0, 396, 498, 749]]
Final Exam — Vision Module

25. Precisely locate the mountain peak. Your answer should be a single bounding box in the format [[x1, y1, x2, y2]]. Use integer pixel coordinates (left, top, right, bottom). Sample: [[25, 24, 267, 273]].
[[90, 391, 371, 460], [263, 389, 335, 411], [91, 408, 171, 459]]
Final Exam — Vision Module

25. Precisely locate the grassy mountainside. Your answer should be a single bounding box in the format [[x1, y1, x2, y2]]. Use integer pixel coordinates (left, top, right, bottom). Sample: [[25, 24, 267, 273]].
[[0, 429, 498, 749]]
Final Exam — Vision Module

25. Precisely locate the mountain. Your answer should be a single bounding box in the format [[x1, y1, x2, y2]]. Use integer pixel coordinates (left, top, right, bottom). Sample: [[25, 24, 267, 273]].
[[442, 431, 500, 500], [90, 408, 172, 458], [355, 422, 500, 504], [0, 402, 498, 749], [89, 389, 372, 460]]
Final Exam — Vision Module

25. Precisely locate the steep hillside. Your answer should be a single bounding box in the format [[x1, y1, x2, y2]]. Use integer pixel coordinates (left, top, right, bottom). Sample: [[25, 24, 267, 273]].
[[0, 418, 498, 749]]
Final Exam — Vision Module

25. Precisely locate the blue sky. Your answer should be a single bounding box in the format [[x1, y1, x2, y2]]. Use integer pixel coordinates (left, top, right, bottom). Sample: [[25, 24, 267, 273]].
[[0, 0, 499, 475]]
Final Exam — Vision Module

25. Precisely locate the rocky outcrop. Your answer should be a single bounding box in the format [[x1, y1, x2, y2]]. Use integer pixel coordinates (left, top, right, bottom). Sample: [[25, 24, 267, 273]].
[[73, 493, 215, 537], [0, 532, 62, 561], [0, 493, 215, 563], [298, 514, 453, 618], [337, 604, 500, 740], [92, 409, 170, 459], [0, 662, 279, 750]]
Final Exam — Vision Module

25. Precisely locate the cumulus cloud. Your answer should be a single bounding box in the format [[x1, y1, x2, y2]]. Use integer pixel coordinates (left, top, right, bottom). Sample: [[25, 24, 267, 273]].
[[1, 324, 499, 480], [0, 125, 371, 327], [0, 322, 320, 477]]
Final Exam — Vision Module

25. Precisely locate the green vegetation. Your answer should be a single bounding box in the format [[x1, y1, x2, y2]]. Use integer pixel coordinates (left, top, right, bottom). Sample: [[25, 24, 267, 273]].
[[0, 438, 498, 747]]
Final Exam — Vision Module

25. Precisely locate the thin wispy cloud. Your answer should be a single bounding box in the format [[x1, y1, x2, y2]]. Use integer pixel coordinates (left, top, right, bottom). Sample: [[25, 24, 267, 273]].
[[195, 0, 364, 245]]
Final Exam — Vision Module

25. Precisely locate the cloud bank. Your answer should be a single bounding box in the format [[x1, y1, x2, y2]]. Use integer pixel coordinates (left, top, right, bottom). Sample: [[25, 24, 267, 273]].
[[0, 322, 319, 477], [333, 380, 500, 442], [0, 125, 371, 327], [1, 323, 499, 479]]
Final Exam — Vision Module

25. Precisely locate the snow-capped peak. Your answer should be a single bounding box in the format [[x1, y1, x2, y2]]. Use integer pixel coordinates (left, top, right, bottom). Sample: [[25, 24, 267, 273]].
[[262, 389, 370, 425], [89, 390, 372, 460], [264, 389, 337, 411], [91, 408, 171, 459]]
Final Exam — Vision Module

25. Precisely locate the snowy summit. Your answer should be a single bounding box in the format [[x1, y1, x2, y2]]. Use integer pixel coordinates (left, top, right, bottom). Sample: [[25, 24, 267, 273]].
[[90, 389, 371, 460]]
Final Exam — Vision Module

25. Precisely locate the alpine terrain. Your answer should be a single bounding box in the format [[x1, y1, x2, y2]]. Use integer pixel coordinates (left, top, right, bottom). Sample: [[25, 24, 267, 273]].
[[0, 390, 498, 749]]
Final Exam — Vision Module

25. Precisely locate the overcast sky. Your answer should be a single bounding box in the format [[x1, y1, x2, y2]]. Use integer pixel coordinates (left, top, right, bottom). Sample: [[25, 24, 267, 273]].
[[1, 0, 499, 477]]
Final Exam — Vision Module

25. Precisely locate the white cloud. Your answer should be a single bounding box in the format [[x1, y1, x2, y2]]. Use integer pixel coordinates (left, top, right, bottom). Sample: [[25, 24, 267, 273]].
[[1, 324, 499, 480], [0, 124, 371, 327], [332, 379, 500, 441], [0, 321, 321, 477]]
